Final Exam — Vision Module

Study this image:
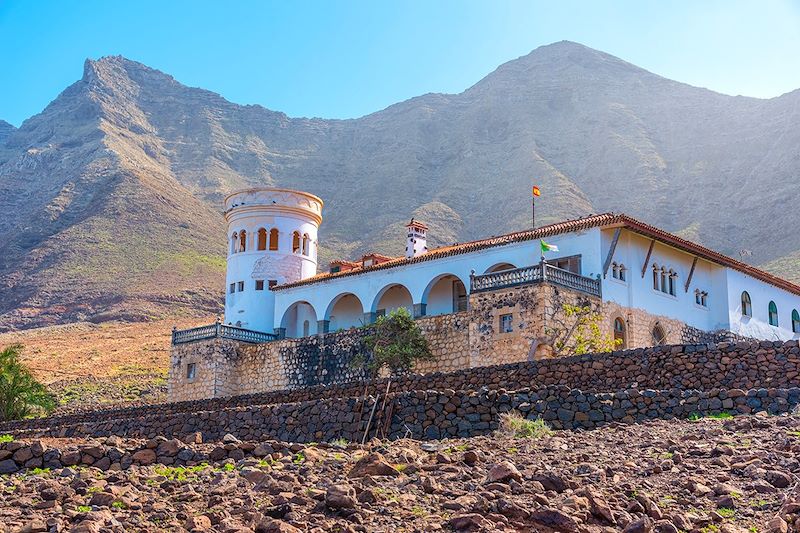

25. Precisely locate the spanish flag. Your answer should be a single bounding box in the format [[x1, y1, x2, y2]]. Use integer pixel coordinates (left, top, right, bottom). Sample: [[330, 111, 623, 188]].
[[532, 185, 541, 197]]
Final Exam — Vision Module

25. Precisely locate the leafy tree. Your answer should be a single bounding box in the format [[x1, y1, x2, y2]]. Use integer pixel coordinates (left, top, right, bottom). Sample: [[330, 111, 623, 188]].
[[544, 301, 622, 357], [0, 344, 55, 421], [359, 308, 435, 376]]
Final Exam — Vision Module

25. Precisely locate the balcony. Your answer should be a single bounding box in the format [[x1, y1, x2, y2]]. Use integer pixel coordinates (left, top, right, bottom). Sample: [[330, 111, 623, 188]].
[[470, 263, 602, 297], [172, 321, 278, 345]]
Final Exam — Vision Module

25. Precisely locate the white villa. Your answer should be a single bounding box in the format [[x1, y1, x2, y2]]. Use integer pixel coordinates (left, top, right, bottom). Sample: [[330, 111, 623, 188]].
[[220, 187, 800, 349]]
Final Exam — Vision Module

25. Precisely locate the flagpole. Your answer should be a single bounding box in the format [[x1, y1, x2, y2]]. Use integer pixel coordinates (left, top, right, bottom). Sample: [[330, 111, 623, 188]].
[[532, 195, 535, 230]]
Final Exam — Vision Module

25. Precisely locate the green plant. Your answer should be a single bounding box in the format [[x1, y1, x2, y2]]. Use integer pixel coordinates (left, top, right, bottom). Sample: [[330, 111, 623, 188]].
[[221, 463, 235, 472], [330, 437, 348, 447], [547, 302, 622, 356], [700, 525, 720, 533], [112, 501, 127, 510], [689, 413, 702, 422], [28, 467, 50, 476], [0, 344, 55, 421], [717, 507, 735, 519], [0, 434, 13, 443], [497, 411, 552, 439], [358, 308, 435, 376], [708, 412, 733, 420], [77, 505, 91, 513], [292, 452, 305, 464]]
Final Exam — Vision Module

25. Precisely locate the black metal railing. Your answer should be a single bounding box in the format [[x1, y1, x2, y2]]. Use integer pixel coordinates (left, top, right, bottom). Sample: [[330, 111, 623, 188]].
[[470, 263, 601, 297], [172, 321, 278, 345]]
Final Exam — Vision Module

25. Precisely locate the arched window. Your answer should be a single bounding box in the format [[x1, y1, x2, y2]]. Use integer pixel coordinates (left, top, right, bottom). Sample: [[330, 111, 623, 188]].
[[302, 233, 310, 256], [231, 232, 239, 254], [292, 232, 301, 254], [618, 264, 626, 282], [741, 291, 752, 317], [652, 264, 660, 290], [257, 228, 267, 251], [269, 228, 279, 251], [652, 323, 667, 346], [239, 230, 247, 253], [768, 301, 779, 326], [612, 262, 618, 279], [660, 268, 667, 294], [792, 310, 800, 334], [613, 317, 626, 349], [668, 270, 676, 296]]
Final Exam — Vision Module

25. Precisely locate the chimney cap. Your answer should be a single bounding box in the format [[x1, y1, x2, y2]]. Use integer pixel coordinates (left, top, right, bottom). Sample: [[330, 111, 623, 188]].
[[406, 218, 429, 231]]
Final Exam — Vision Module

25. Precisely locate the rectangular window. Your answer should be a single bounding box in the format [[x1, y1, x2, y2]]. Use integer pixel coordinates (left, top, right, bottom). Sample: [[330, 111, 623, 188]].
[[186, 363, 196, 380], [229, 283, 235, 294], [500, 313, 513, 333], [237, 281, 244, 292], [268, 280, 278, 289], [255, 280, 264, 291]]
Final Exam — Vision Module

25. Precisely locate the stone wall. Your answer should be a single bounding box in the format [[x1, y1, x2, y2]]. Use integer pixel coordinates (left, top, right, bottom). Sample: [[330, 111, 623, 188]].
[[169, 313, 471, 402], [8, 385, 800, 443], [6, 339, 800, 439]]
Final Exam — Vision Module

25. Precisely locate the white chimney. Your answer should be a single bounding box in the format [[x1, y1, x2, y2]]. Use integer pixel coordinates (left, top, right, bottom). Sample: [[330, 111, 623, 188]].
[[405, 219, 428, 258]]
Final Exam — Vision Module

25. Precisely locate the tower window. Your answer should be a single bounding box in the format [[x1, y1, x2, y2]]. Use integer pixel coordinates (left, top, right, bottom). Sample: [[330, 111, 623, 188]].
[[239, 230, 247, 253], [255, 280, 264, 291], [257, 228, 267, 251], [292, 231, 301, 254], [269, 228, 279, 251], [302, 233, 310, 256], [186, 363, 196, 380]]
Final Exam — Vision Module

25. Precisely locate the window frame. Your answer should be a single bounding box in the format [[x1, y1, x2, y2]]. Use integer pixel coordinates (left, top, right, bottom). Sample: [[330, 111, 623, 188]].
[[499, 313, 514, 333], [255, 280, 265, 291], [237, 281, 244, 292], [741, 291, 752, 317], [792, 309, 800, 334], [768, 301, 779, 327], [186, 362, 197, 381]]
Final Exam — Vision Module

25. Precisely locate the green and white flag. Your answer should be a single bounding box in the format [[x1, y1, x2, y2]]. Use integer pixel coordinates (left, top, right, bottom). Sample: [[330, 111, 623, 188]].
[[540, 239, 559, 253]]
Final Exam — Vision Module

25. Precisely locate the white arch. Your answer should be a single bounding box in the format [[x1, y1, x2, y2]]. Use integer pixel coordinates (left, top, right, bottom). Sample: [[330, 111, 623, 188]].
[[371, 283, 414, 315], [280, 300, 319, 338], [484, 262, 517, 274], [324, 293, 365, 331], [421, 273, 470, 316]]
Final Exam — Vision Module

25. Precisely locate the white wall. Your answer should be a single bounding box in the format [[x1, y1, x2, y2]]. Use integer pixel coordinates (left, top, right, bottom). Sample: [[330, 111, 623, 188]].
[[726, 269, 800, 341], [225, 210, 318, 332], [600, 229, 730, 332], [273, 228, 602, 333]]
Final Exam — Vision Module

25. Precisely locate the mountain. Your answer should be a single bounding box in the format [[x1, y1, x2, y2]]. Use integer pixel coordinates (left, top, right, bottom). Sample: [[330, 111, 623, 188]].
[[1, 41, 799, 331], [0, 120, 15, 143]]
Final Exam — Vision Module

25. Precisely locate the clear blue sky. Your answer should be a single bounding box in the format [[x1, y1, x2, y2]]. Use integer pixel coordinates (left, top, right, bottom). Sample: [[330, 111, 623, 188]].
[[1, 0, 799, 127]]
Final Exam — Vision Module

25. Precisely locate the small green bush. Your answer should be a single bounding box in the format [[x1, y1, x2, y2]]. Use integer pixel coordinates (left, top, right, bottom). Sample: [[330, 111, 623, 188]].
[[0, 434, 13, 443], [359, 308, 435, 376], [497, 411, 552, 439], [0, 344, 55, 421]]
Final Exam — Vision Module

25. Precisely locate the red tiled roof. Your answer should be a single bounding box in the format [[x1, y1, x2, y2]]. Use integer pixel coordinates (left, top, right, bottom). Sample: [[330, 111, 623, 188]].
[[274, 213, 800, 296]]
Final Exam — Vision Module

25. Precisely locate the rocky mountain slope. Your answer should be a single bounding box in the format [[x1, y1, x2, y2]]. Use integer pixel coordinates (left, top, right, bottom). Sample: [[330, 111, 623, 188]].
[[2, 41, 799, 330]]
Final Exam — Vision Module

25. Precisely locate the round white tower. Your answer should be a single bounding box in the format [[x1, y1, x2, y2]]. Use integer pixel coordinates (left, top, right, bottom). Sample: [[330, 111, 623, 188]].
[[223, 187, 323, 333]]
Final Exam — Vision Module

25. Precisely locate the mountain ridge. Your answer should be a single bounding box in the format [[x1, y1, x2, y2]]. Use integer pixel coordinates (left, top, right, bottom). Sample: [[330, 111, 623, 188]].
[[1, 41, 799, 331]]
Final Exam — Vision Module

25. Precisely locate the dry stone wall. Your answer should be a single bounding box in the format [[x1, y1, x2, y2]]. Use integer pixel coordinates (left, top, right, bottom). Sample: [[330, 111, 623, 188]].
[[7, 339, 800, 436], [7, 385, 800, 443]]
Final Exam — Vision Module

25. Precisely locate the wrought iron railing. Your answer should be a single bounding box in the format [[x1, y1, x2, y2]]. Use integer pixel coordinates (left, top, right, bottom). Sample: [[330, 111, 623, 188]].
[[470, 263, 601, 297], [172, 321, 278, 345]]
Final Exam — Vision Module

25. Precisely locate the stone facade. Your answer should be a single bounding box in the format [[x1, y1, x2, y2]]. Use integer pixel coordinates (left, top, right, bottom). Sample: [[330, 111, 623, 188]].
[[170, 281, 753, 401]]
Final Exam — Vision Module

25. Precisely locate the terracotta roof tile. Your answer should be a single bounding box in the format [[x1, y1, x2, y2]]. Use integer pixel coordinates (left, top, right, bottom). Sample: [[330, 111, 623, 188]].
[[273, 213, 800, 296]]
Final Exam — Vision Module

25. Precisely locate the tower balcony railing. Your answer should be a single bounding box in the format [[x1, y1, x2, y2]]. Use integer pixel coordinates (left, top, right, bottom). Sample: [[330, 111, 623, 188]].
[[470, 262, 602, 298], [172, 321, 278, 345]]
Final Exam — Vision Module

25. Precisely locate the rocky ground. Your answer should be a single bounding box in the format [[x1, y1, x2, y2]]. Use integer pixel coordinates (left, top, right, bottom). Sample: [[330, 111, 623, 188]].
[[2, 414, 800, 533]]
